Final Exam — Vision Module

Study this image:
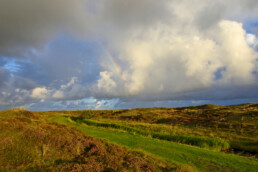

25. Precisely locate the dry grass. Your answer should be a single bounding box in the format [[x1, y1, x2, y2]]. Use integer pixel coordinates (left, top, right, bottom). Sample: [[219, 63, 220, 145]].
[[73, 103, 258, 155], [0, 110, 175, 171]]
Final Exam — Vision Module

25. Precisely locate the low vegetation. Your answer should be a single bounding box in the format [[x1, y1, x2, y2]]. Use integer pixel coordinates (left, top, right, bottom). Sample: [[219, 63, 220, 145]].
[[51, 116, 258, 171], [72, 117, 229, 151], [1, 103, 257, 171], [73, 103, 258, 155], [0, 110, 175, 171]]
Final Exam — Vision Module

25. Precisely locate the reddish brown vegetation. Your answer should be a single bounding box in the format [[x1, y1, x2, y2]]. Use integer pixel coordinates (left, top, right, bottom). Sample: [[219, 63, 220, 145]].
[[0, 110, 174, 171], [78, 104, 258, 135]]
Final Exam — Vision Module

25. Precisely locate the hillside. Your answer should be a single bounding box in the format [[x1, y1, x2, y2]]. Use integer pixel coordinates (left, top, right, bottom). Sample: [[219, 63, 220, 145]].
[[0, 110, 175, 171], [68, 103, 258, 155], [0, 103, 258, 171]]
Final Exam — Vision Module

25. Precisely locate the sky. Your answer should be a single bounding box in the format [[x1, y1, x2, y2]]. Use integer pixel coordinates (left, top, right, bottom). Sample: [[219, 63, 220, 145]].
[[0, 0, 258, 110]]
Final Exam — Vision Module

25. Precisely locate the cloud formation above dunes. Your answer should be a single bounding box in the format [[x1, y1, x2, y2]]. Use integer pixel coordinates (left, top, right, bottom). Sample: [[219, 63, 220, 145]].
[[95, 20, 257, 99], [0, 0, 258, 109]]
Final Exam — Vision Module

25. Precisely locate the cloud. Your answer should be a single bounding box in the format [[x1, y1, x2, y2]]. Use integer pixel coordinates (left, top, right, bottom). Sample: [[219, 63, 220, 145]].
[[31, 87, 48, 99], [1, 0, 258, 58], [246, 33, 258, 50], [0, 0, 258, 109], [95, 20, 258, 100], [27, 97, 120, 111], [196, 0, 258, 29], [0, 67, 10, 88], [0, 0, 91, 57], [29, 77, 91, 101], [0, 36, 102, 107], [100, 0, 171, 28]]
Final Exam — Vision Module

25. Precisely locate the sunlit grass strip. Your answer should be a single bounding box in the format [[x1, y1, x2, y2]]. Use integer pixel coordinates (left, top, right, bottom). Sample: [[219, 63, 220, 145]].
[[52, 116, 258, 171], [71, 117, 229, 151], [151, 132, 229, 151], [71, 117, 149, 135]]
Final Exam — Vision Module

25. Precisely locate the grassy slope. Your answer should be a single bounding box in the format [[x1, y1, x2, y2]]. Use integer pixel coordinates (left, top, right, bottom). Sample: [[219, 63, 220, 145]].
[[51, 116, 258, 172], [1, 103, 257, 171], [71, 117, 229, 151], [0, 110, 175, 171], [74, 103, 258, 154]]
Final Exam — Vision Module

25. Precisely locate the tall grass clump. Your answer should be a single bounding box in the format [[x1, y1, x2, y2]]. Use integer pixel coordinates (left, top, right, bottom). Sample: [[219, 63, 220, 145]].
[[151, 133, 229, 151], [71, 117, 149, 136], [78, 110, 94, 119], [71, 117, 229, 151]]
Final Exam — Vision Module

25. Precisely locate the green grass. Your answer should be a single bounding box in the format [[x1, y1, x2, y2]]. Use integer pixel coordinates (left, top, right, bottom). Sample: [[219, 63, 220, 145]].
[[73, 103, 258, 155], [72, 117, 229, 151], [51, 116, 258, 171], [0, 111, 175, 171]]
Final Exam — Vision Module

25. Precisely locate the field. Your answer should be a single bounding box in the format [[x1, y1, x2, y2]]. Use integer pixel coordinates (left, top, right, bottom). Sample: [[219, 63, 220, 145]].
[[0, 103, 258, 171]]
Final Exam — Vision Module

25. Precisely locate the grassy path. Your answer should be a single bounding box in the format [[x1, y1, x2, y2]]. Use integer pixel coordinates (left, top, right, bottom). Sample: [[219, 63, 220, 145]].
[[71, 117, 229, 151], [51, 116, 258, 171]]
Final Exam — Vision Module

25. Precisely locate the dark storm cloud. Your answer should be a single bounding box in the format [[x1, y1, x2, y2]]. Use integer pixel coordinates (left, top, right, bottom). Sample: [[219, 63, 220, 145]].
[[0, 67, 10, 88], [0, 0, 90, 57], [197, 0, 258, 30], [15, 37, 102, 86], [101, 0, 171, 28]]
